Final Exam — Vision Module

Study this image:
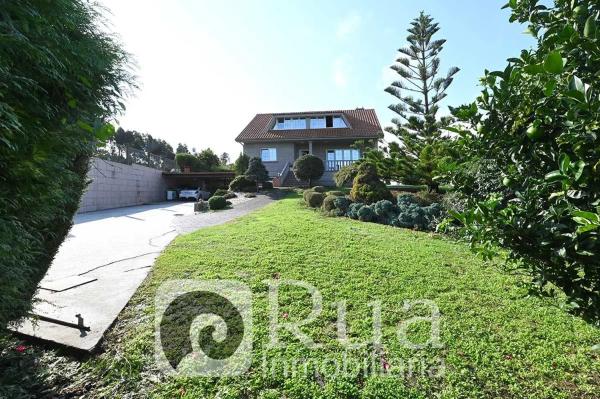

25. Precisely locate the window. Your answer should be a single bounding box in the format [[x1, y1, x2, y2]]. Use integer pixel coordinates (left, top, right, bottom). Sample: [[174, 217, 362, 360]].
[[261, 148, 277, 162], [310, 117, 326, 129], [273, 115, 348, 130], [333, 116, 347, 128], [327, 149, 360, 162], [273, 117, 306, 130]]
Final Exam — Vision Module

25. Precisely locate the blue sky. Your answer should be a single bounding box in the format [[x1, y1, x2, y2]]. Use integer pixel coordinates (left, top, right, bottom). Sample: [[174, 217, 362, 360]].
[[100, 0, 534, 157]]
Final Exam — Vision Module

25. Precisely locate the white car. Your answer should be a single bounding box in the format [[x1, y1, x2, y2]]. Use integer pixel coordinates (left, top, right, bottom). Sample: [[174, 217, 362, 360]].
[[178, 188, 210, 201]]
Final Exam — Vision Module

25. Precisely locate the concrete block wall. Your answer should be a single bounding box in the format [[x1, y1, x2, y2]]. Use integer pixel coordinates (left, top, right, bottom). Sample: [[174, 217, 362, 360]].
[[78, 158, 167, 213]]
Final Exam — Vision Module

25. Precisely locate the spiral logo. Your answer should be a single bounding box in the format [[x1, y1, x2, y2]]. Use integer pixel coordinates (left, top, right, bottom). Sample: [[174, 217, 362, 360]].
[[155, 280, 252, 376]]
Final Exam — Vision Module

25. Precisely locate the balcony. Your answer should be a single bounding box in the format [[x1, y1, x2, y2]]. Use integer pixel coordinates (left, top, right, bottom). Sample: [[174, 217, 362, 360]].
[[326, 160, 357, 172]]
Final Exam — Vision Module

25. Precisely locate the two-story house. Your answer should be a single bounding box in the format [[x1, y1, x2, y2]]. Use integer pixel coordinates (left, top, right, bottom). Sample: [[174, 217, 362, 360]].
[[235, 108, 382, 186]]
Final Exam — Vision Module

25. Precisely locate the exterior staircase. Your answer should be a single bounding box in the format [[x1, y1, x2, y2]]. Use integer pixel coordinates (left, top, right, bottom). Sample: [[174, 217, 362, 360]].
[[282, 173, 309, 188]]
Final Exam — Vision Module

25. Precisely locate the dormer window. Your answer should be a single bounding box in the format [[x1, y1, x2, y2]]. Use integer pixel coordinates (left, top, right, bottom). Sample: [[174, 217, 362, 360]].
[[274, 117, 307, 130], [273, 115, 347, 130]]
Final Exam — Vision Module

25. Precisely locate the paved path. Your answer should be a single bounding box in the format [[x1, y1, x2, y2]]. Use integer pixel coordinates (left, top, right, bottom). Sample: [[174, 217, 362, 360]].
[[15, 194, 275, 351]]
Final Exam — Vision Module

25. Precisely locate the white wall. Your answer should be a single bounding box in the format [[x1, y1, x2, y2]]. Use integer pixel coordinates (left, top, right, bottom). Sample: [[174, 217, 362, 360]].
[[78, 158, 167, 213]]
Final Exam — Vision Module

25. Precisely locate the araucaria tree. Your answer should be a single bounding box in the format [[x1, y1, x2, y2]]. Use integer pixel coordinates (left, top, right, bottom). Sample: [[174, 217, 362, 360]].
[[0, 1, 134, 327], [384, 12, 459, 191]]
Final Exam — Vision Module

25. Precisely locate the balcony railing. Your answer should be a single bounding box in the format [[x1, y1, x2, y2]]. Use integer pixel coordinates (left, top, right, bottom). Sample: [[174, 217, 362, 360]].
[[326, 160, 356, 172]]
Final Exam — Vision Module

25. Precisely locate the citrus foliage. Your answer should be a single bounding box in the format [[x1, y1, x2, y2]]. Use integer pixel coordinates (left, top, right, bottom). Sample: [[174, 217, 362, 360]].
[[449, 0, 600, 320]]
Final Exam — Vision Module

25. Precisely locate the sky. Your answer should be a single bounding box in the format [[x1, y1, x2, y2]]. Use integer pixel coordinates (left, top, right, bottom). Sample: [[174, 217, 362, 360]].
[[98, 0, 534, 158]]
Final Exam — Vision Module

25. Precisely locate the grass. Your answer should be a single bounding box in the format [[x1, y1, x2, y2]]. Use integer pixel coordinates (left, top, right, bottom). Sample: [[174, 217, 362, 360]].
[[1, 193, 599, 398]]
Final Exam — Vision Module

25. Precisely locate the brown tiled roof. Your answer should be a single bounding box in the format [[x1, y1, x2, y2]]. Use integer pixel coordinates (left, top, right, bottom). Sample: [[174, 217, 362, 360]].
[[235, 108, 383, 143]]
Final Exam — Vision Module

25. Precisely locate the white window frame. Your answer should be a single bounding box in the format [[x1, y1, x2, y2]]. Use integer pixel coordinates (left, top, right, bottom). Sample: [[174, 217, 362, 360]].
[[261, 148, 277, 162]]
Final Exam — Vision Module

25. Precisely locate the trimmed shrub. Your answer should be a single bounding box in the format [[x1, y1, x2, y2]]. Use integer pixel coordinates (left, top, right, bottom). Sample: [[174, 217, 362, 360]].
[[358, 205, 376, 222], [350, 163, 393, 204], [262, 181, 274, 190], [194, 200, 209, 212], [303, 189, 315, 203], [415, 190, 444, 206], [312, 186, 327, 193], [245, 157, 269, 184], [396, 202, 443, 231], [213, 189, 229, 197], [326, 191, 345, 197], [334, 197, 352, 213], [306, 192, 325, 208], [223, 192, 237, 200], [373, 200, 399, 225], [208, 196, 227, 210], [244, 193, 257, 198], [321, 195, 338, 212], [397, 193, 420, 207], [229, 175, 256, 192], [347, 203, 365, 220], [293, 155, 325, 186]]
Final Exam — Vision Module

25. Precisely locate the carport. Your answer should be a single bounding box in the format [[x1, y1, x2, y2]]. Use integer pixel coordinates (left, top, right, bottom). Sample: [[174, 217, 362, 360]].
[[162, 171, 236, 191]]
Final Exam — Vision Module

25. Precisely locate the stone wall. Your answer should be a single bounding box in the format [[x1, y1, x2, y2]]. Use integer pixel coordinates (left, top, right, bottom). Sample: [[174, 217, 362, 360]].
[[78, 158, 167, 213]]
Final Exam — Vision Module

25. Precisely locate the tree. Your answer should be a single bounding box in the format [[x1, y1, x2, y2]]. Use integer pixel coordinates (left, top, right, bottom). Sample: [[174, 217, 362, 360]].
[[176, 143, 190, 154], [234, 153, 250, 175], [0, 0, 134, 327], [448, 0, 600, 320], [196, 148, 221, 171], [246, 157, 269, 190], [293, 155, 324, 187], [220, 152, 230, 166], [350, 163, 393, 204], [384, 11, 459, 192]]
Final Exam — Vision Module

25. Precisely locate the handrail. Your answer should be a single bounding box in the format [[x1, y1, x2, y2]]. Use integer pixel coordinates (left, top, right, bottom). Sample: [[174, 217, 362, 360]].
[[279, 162, 291, 181]]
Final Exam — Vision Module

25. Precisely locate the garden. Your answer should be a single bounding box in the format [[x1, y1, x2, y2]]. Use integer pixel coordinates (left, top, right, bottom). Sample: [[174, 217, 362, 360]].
[[1, 0, 599, 398]]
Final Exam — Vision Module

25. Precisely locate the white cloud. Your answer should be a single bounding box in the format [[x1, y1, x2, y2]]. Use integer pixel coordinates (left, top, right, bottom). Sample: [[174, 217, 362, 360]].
[[336, 12, 362, 39], [332, 58, 349, 88]]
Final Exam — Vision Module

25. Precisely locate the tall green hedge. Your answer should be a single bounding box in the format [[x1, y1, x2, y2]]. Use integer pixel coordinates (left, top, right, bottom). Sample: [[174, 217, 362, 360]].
[[0, 1, 134, 328]]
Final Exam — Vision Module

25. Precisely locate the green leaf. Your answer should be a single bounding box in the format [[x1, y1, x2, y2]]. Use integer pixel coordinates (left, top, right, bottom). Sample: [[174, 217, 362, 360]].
[[574, 161, 585, 181], [524, 63, 545, 74], [559, 153, 571, 174], [577, 224, 599, 234], [544, 80, 557, 96], [94, 123, 115, 142], [67, 99, 77, 109], [584, 15, 597, 38], [509, 0, 518, 8], [544, 51, 564, 74], [545, 170, 567, 183], [573, 211, 600, 222], [569, 76, 585, 94]]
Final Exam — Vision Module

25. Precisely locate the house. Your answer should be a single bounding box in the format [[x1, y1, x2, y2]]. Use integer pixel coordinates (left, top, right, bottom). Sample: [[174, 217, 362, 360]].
[[235, 108, 383, 186]]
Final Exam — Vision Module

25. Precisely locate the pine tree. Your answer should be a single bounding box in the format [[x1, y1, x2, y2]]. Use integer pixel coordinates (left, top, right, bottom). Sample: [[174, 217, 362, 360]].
[[384, 11, 459, 191]]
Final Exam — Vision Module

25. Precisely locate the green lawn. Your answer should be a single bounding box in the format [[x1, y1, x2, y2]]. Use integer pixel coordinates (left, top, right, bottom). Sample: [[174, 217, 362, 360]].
[[2, 194, 599, 398]]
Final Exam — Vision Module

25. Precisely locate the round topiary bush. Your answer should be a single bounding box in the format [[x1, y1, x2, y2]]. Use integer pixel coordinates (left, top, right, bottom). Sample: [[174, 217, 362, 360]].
[[229, 175, 256, 192], [312, 186, 327, 193], [223, 192, 237, 199], [306, 192, 325, 208], [303, 189, 315, 203], [321, 195, 338, 212], [373, 200, 399, 225], [212, 188, 229, 197], [334, 197, 352, 213], [350, 163, 393, 204], [208, 195, 227, 210], [293, 155, 325, 186], [357, 205, 376, 222], [347, 203, 365, 219]]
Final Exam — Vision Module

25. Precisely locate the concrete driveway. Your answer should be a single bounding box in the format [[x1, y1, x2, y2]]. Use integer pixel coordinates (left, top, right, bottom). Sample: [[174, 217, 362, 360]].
[[15, 194, 275, 351]]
